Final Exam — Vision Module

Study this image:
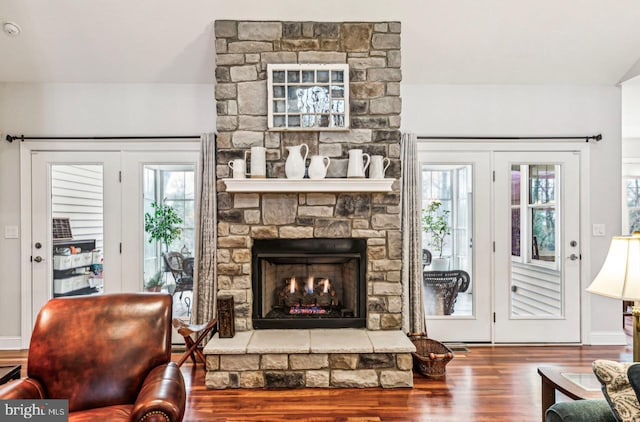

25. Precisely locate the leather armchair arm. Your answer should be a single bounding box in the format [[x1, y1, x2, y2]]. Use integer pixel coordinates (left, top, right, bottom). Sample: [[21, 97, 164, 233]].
[[0, 378, 45, 400], [131, 362, 186, 422]]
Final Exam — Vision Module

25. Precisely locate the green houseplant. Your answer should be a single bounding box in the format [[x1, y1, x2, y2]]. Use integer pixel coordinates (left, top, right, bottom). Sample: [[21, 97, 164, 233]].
[[144, 270, 164, 292], [144, 201, 183, 252], [422, 201, 451, 269]]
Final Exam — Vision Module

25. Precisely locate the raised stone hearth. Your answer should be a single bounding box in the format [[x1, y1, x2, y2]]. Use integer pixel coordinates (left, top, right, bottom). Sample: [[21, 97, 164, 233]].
[[204, 329, 415, 389]]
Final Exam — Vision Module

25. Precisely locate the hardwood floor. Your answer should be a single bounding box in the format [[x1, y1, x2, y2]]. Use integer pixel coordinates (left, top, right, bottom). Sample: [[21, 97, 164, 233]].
[[0, 334, 633, 421]]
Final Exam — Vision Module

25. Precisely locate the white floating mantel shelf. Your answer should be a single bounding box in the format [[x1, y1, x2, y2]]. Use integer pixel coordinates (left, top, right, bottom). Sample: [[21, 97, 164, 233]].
[[223, 178, 394, 193]]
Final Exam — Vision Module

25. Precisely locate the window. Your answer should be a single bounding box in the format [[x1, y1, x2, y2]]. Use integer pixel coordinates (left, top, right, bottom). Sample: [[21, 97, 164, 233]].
[[511, 165, 521, 257], [625, 177, 640, 233], [421, 165, 473, 272], [421, 164, 473, 317], [267, 64, 349, 131], [162, 170, 195, 252], [511, 164, 558, 266], [143, 165, 196, 283], [421, 167, 453, 259]]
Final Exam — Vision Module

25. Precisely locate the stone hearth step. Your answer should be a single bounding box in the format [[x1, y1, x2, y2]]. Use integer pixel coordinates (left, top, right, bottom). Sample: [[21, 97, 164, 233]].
[[203, 329, 416, 389]]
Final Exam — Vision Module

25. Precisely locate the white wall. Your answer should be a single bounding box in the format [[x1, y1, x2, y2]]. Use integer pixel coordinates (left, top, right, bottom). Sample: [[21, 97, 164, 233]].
[[0, 82, 215, 346], [622, 82, 640, 158], [402, 84, 623, 344], [623, 83, 640, 140]]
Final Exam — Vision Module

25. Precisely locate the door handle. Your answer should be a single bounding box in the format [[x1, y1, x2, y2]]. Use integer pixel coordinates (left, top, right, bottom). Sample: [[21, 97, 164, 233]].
[[33, 256, 44, 263], [568, 254, 579, 261]]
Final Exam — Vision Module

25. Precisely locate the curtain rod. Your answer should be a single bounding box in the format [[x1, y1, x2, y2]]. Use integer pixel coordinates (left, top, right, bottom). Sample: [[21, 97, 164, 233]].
[[5, 134, 201, 143], [418, 134, 602, 143]]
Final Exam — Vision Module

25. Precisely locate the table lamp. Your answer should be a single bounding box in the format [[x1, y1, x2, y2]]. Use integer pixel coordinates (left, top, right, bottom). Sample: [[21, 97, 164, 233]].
[[587, 233, 640, 361]]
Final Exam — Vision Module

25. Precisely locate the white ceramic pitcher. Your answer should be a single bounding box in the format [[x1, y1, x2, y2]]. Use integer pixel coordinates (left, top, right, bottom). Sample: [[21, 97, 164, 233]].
[[347, 149, 370, 178], [369, 155, 390, 179], [244, 146, 266, 179], [285, 144, 308, 179], [308, 155, 331, 179], [228, 159, 246, 179]]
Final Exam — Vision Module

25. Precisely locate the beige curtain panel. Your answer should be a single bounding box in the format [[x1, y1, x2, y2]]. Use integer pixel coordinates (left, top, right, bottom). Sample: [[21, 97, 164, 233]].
[[401, 132, 426, 335], [194, 133, 217, 326]]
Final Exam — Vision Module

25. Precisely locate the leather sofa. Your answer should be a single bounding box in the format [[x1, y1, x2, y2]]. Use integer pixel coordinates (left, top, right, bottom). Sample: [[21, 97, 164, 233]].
[[0, 293, 186, 422]]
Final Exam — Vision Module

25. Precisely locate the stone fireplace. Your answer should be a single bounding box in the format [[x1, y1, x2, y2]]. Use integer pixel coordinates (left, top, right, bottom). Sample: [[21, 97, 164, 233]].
[[252, 238, 367, 329], [214, 20, 404, 332], [205, 20, 414, 389]]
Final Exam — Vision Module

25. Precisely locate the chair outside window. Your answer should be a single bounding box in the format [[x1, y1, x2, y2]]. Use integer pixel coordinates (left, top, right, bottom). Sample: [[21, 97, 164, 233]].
[[163, 252, 194, 317], [424, 270, 471, 316], [163, 253, 194, 297]]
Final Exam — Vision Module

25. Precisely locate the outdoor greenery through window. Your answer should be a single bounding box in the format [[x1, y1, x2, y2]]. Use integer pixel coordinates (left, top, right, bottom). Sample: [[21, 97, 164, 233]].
[[421, 165, 473, 271], [143, 165, 195, 286]]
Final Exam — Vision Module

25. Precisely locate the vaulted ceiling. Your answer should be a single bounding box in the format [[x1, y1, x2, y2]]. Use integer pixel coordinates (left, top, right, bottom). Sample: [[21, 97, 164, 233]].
[[1, 0, 640, 85]]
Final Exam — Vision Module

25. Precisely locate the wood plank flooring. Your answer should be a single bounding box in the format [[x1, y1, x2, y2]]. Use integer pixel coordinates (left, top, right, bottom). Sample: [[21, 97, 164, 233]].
[[0, 333, 633, 421]]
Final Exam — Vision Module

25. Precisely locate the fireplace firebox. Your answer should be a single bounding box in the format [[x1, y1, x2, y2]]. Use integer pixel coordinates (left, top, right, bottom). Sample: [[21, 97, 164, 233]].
[[252, 238, 367, 329]]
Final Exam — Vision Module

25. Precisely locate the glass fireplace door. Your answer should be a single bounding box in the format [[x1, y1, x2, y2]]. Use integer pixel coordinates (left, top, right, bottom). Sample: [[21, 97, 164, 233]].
[[252, 238, 367, 329]]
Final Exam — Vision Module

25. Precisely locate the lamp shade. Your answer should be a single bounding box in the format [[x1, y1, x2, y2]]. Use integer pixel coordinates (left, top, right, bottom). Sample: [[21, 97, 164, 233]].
[[587, 234, 640, 300]]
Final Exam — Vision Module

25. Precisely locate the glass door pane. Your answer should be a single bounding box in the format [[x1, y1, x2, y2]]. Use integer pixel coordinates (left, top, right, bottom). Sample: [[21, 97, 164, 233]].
[[510, 163, 561, 318], [421, 164, 473, 317], [51, 165, 104, 298], [143, 164, 196, 321]]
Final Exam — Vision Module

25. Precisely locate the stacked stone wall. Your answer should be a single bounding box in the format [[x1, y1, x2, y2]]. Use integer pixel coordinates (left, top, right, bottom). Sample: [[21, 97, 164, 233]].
[[215, 20, 402, 331], [205, 352, 413, 389]]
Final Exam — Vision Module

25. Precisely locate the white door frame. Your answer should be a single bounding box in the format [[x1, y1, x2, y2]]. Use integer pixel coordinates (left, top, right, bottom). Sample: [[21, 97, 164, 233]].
[[19, 139, 201, 348], [417, 140, 592, 344]]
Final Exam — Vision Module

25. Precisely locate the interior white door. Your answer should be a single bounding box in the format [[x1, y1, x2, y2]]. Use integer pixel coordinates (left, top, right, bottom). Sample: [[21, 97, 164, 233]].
[[493, 151, 581, 343], [31, 151, 122, 325], [417, 151, 492, 342]]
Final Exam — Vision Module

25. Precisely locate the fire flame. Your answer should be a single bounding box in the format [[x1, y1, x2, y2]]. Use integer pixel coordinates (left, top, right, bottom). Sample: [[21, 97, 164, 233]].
[[289, 277, 296, 294], [306, 276, 314, 294], [322, 278, 329, 293]]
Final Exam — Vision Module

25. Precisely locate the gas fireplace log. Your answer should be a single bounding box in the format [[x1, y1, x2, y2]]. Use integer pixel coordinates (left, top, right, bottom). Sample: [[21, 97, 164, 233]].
[[277, 277, 338, 308]]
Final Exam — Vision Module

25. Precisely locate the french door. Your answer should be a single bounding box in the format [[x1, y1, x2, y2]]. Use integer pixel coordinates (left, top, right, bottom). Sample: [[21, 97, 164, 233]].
[[419, 145, 582, 343], [121, 151, 200, 321], [494, 151, 581, 343], [30, 151, 122, 326], [418, 151, 493, 342], [24, 143, 200, 346]]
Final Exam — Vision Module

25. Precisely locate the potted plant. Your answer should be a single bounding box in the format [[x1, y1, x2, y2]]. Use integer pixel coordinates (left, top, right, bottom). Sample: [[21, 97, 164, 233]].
[[144, 270, 164, 292], [144, 201, 183, 252], [422, 201, 451, 270]]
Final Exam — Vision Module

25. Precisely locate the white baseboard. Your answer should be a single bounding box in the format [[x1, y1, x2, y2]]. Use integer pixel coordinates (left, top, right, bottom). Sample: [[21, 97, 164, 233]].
[[0, 336, 23, 350], [588, 331, 627, 346]]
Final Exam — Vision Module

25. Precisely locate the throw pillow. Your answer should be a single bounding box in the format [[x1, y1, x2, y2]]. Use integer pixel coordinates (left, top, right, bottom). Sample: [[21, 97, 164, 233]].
[[626, 365, 640, 411], [593, 360, 640, 422]]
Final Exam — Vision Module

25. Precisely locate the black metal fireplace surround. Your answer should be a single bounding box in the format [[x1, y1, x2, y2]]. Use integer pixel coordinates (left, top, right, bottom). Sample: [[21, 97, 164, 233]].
[[252, 238, 367, 329]]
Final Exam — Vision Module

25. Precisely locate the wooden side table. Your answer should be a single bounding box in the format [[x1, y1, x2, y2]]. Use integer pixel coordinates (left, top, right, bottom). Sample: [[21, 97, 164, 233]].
[[0, 365, 21, 385], [538, 366, 604, 422]]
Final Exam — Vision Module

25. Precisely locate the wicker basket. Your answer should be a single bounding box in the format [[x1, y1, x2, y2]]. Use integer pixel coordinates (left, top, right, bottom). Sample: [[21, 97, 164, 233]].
[[408, 333, 454, 378]]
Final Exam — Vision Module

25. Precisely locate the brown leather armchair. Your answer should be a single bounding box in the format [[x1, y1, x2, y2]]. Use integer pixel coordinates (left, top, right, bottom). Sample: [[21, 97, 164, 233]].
[[0, 293, 186, 422]]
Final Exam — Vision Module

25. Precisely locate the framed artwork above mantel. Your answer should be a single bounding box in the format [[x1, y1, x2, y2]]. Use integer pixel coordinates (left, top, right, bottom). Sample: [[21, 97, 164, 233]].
[[267, 63, 349, 131]]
